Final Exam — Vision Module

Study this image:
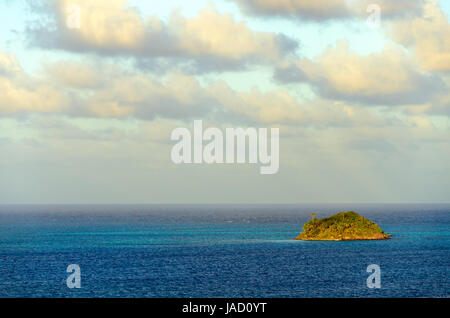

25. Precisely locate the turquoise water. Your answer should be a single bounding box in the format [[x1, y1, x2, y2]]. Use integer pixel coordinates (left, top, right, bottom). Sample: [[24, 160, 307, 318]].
[[0, 204, 449, 297]]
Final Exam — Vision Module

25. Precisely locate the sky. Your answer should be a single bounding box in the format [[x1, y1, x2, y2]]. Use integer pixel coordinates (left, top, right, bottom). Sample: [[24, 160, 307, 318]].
[[0, 0, 449, 204]]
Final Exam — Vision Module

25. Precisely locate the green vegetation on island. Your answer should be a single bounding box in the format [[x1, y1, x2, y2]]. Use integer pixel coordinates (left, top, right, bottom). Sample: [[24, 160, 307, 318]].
[[295, 211, 391, 241]]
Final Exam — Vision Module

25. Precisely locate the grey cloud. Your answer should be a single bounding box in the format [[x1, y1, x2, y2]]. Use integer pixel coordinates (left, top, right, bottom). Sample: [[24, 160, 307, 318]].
[[229, 0, 425, 21], [273, 62, 307, 83], [229, 0, 352, 21]]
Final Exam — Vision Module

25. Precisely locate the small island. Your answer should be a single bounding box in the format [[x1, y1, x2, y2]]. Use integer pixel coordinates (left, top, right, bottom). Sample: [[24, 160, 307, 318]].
[[295, 211, 391, 241]]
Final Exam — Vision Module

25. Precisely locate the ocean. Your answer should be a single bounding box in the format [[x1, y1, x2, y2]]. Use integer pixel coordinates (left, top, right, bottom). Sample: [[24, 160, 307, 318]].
[[0, 204, 449, 298]]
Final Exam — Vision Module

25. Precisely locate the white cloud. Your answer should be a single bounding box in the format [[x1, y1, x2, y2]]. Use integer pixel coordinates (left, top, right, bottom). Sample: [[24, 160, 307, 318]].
[[390, 0, 450, 72]]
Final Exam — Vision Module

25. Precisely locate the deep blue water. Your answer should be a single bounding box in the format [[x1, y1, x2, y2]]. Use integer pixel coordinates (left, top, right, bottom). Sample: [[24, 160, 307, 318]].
[[0, 204, 449, 298]]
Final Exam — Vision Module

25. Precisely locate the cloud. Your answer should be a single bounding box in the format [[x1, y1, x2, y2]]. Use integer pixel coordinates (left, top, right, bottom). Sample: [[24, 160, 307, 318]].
[[0, 51, 70, 114], [0, 53, 220, 119], [208, 81, 387, 127], [431, 93, 450, 116], [0, 79, 68, 114], [274, 42, 445, 105], [26, 0, 297, 72], [44, 60, 104, 89], [0, 52, 392, 129], [366, 0, 424, 19], [229, 0, 424, 20], [70, 62, 389, 127], [401, 91, 450, 117], [0, 51, 22, 76], [82, 72, 218, 119], [390, 0, 450, 72], [229, 0, 351, 20]]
